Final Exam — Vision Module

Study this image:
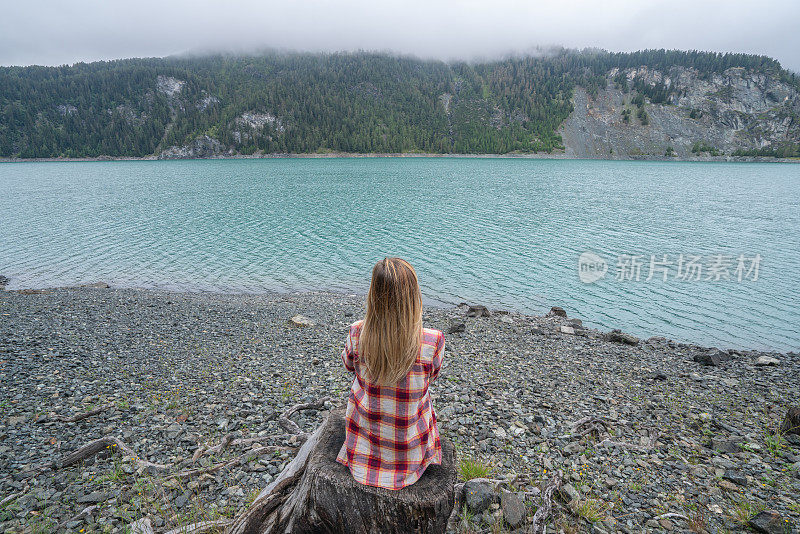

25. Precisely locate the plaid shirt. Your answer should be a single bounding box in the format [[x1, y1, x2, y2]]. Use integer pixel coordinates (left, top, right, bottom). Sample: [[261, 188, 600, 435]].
[[336, 320, 445, 490]]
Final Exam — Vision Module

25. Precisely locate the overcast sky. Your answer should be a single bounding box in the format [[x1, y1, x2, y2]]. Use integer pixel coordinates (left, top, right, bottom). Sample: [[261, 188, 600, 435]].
[[2, 0, 799, 72]]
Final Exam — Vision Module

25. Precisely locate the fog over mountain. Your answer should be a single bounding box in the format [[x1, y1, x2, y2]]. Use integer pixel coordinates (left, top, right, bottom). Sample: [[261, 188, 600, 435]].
[[1, 0, 799, 71]]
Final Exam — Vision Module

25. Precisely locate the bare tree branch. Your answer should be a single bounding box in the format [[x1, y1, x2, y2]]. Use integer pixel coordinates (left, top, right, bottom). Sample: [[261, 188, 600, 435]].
[[170, 446, 292, 480], [48, 403, 117, 423], [598, 431, 659, 451], [0, 484, 29, 507], [652, 512, 690, 521], [164, 519, 234, 534], [530, 472, 563, 534], [278, 398, 329, 443], [23, 436, 168, 479]]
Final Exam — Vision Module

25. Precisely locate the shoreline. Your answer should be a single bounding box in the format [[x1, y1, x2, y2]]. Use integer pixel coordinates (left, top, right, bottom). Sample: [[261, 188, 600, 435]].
[[1, 152, 798, 164], [2, 283, 794, 355], [0, 286, 798, 532]]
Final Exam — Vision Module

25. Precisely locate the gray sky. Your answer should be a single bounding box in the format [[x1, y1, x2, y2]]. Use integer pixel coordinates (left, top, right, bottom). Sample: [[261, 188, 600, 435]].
[[2, 0, 799, 72]]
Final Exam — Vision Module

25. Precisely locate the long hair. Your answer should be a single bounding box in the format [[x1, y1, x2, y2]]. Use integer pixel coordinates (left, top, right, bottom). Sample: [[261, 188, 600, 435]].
[[360, 257, 423, 386]]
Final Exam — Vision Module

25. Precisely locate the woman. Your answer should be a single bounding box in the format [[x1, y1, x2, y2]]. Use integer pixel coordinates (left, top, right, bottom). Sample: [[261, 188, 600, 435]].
[[336, 257, 445, 490]]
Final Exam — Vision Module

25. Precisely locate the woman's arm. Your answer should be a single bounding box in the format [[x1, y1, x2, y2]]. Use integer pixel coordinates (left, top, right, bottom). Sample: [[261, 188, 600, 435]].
[[430, 332, 445, 380], [341, 324, 357, 373]]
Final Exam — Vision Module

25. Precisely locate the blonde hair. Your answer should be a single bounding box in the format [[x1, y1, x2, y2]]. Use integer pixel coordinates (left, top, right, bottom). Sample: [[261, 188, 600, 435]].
[[360, 257, 423, 386]]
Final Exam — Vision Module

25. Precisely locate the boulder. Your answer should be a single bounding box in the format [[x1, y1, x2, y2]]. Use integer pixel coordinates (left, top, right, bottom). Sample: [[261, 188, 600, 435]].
[[604, 329, 640, 345], [755, 355, 780, 366], [693, 349, 730, 366], [447, 323, 466, 334], [722, 469, 747, 486], [748, 510, 792, 534], [463, 478, 494, 513], [711, 438, 742, 454], [570, 323, 587, 336], [289, 315, 315, 327], [559, 325, 575, 335], [558, 483, 580, 503], [128, 518, 154, 534], [466, 305, 491, 318], [0, 275, 9, 289], [500, 490, 524, 528], [547, 306, 567, 318]]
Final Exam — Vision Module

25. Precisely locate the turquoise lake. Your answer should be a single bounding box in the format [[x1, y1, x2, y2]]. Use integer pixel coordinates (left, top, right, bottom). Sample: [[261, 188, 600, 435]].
[[1, 158, 799, 351]]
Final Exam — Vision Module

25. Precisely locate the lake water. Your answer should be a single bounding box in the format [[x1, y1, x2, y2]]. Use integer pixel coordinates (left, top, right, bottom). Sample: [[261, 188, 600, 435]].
[[1, 158, 799, 352]]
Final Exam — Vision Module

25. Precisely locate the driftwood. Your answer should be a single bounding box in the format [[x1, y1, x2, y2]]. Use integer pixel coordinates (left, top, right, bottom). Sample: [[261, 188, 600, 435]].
[[35, 399, 315, 482], [598, 431, 659, 451], [190, 399, 327, 463], [192, 433, 237, 462], [57, 505, 99, 530], [192, 434, 294, 463], [277, 398, 329, 443], [226, 412, 456, 534], [164, 519, 234, 534], [652, 512, 690, 522], [22, 436, 168, 479], [170, 446, 293, 480], [0, 483, 29, 507], [47, 403, 116, 423], [557, 416, 609, 440], [530, 471, 563, 534], [59, 436, 169, 471]]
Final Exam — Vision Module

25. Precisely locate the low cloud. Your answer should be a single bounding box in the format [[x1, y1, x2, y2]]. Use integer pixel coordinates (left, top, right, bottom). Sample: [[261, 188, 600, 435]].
[[1, 0, 799, 71]]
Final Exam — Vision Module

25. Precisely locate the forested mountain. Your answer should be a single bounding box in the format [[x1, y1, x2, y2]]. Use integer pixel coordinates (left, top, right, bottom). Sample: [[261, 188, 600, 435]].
[[1, 49, 798, 159]]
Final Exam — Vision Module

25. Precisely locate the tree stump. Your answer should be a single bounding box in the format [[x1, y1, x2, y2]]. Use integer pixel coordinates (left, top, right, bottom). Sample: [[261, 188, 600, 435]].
[[228, 412, 456, 534]]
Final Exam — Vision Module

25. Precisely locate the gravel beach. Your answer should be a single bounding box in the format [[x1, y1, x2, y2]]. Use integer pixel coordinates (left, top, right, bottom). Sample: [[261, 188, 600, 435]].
[[1, 286, 798, 533]]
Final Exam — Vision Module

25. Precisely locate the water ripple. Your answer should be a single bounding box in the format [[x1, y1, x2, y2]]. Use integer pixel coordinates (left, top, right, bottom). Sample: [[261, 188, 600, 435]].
[[1, 158, 799, 351]]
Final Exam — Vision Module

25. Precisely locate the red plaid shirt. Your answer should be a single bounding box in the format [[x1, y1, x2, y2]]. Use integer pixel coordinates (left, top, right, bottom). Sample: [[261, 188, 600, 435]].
[[336, 320, 445, 490]]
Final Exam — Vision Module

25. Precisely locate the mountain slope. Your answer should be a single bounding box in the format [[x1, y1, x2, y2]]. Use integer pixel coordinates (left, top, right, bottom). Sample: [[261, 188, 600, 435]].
[[1, 49, 798, 159], [561, 65, 800, 159]]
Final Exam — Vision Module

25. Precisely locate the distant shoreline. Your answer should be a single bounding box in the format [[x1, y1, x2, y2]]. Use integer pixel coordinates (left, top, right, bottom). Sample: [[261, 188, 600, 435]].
[[1, 152, 798, 163]]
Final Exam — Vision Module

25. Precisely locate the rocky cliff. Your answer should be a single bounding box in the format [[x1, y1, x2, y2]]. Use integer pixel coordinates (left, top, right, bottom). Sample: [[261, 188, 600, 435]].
[[560, 66, 800, 159]]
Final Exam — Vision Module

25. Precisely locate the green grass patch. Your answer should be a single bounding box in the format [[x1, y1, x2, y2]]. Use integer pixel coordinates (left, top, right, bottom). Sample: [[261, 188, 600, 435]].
[[458, 456, 492, 481], [729, 497, 765, 526], [574, 498, 610, 522]]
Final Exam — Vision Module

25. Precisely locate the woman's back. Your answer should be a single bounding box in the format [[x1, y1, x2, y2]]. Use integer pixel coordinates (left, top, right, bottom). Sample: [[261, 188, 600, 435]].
[[336, 319, 445, 490]]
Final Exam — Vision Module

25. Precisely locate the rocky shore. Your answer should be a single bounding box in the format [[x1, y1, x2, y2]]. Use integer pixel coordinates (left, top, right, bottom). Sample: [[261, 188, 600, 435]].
[[0, 287, 798, 533]]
